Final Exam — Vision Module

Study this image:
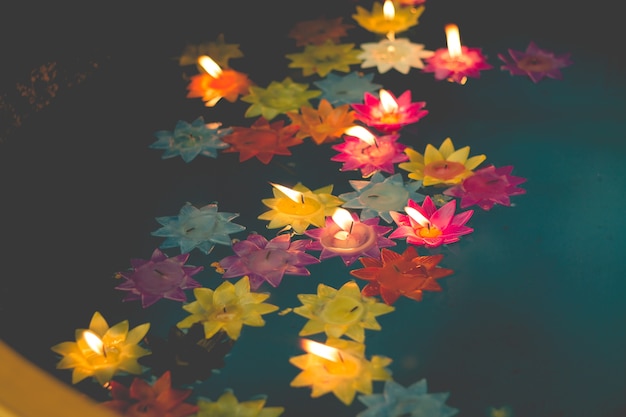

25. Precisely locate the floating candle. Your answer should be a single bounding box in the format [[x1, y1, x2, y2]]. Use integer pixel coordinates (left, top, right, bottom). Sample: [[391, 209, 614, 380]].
[[422, 24, 493, 84], [258, 182, 344, 234], [305, 208, 395, 266], [351, 89, 428, 133], [331, 126, 408, 178], [50, 311, 151, 386], [186, 54, 252, 106], [290, 337, 392, 405]]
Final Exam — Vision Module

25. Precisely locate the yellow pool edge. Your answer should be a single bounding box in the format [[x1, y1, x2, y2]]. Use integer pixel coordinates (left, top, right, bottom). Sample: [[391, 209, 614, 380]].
[[0, 341, 118, 417]]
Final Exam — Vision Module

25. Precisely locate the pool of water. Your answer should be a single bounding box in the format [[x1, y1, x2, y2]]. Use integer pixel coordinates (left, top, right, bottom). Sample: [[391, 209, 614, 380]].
[[1, 1, 624, 417]]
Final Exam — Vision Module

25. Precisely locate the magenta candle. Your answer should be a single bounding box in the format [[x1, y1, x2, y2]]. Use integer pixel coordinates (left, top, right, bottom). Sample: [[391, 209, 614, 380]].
[[423, 24, 493, 84]]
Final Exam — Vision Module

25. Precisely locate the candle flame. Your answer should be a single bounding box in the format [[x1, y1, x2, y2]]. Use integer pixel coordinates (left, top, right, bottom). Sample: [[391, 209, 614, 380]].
[[270, 182, 304, 203], [379, 89, 398, 114], [331, 208, 354, 233], [445, 24, 462, 58], [405, 206, 431, 228], [82, 330, 105, 356], [198, 55, 223, 78], [383, 0, 396, 40], [300, 338, 341, 362], [344, 126, 377, 146], [383, 0, 395, 20]]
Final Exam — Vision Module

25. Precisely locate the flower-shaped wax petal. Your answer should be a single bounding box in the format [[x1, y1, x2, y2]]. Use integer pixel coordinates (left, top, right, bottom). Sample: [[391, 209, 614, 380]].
[[150, 117, 231, 162], [398, 137, 486, 186], [313, 71, 383, 106], [498, 41, 572, 83], [290, 337, 392, 405], [115, 248, 203, 308], [331, 133, 409, 178], [241, 77, 321, 121], [351, 90, 429, 134], [443, 165, 527, 210], [357, 379, 459, 417], [339, 172, 424, 223], [258, 182, 344, 234], [178, 33, 243, 69], [151, 202, 246, 255], [196, 389, 285, 417], [304, 212, 396, 266], [352, 2, 424, 35], [50, 311, 151, 385], [221, 116, 302, 164], [423, 46, 493, 84], [216, 232, 320, 290], [101, 371, 199, 417], [286, 40, 363, 78], [177, 276, 279, 341], [389, 196, 474, 248], [350, 246, 454, 305], [359, 38, 434, 75], [293, 280, 395, 342], [287, 98, 356, 145], [288, 16, 354, 46]]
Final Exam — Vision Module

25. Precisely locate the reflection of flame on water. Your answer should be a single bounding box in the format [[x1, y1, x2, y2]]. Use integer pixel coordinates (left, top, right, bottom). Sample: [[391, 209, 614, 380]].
[[300, 338, 341, 362]]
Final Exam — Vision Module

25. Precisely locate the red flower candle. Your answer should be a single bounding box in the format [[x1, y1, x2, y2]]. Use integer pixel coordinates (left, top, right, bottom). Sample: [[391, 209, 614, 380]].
[[331, 126, 408, 178], [351, 89, 428, 134], [423, 24, 493, 85]]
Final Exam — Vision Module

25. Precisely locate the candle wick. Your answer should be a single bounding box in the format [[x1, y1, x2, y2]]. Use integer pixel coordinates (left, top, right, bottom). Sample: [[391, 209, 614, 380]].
[[350, 305, 359, 312], [185, 227, 195, 233], [301, 195, 305, 204], [223, 307, 227, 313], [265, 250, 271, 260], [338, 352, 344, 363], [374, 138, 379, 148], [154, 269, 165, 276], [349, 221, 354, 234]]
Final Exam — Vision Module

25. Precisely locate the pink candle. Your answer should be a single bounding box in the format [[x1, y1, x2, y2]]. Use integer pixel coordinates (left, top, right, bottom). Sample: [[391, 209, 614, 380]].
[[423, 24, 493, 84], [319, 209, 377, 256]]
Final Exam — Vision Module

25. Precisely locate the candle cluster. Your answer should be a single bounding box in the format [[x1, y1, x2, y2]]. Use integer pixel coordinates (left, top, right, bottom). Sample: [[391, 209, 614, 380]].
[[49, 1, 558, 415]]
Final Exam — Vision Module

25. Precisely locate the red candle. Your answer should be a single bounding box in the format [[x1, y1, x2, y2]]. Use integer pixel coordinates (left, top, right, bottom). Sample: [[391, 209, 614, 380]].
[[423, 24, 493, 84]]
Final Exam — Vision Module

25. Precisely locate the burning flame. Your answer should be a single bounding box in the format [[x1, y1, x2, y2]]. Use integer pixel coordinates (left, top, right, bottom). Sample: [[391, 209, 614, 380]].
[[270, 182, 304, 204], [300, 339, 341, 362], [198, 55, 223, 78], [82, 330, 105, 356], [344, 126, 377, 147], [331, 208, 354, 240], [379, 89, 398, 114], [445, 24, 462, 58], [405, 206, 431, 228], [383, 0, 395, 20], [383, 0, 396, 40]]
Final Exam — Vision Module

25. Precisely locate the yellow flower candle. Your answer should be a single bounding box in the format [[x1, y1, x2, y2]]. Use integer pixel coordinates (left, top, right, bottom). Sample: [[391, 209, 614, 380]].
[[50, 311, 151, 386], [352, 0, 424, 37], [258, 182, 344, 234], [290, 337, 392, 405]]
